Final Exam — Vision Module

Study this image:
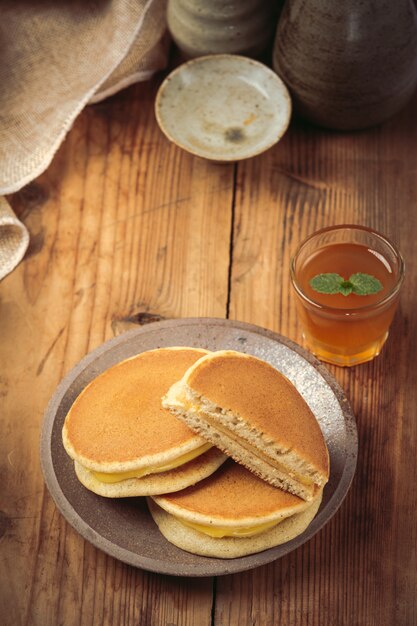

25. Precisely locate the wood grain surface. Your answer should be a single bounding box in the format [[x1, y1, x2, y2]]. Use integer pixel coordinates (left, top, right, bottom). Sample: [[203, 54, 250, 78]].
[[1, 73, 416, 626]]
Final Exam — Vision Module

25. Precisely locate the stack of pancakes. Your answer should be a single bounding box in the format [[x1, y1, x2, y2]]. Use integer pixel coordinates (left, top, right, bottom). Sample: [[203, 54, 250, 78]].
[[62, 347, 329, 559]]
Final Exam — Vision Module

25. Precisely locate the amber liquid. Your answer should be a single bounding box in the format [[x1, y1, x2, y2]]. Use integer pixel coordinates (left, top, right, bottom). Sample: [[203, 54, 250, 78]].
[[295, 242, 399, 366]]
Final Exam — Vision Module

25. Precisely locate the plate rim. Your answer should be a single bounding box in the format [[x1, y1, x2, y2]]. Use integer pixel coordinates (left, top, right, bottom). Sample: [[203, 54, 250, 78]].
[[40, 317, 358, 577]]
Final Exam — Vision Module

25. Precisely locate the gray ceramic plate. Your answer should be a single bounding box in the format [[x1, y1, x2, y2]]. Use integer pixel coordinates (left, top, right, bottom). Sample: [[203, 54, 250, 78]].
[[155, 55, 292, 162], [40, 318, 357, 577]]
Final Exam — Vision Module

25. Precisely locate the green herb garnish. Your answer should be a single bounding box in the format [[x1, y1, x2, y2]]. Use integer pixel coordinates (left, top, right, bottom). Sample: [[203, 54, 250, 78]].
[[309, 273, 383, 296]]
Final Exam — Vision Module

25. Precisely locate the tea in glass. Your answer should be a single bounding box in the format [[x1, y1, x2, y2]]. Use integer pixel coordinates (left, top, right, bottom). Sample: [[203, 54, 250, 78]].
[[290, 225, 404, 366]]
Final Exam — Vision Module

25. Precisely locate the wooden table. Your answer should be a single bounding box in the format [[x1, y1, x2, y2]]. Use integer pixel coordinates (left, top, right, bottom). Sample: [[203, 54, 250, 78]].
[[2, 73, 416, 626]]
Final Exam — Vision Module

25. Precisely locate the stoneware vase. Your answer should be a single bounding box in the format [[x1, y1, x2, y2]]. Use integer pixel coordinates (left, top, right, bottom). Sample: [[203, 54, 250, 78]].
[[273, 0, 417, 129], [167, 0, 276, 59]]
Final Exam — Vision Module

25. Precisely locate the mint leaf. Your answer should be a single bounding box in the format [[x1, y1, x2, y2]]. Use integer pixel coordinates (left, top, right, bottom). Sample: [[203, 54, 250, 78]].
[[309, 272, 383, 296], [349, 273, 383, 295], [309, 273, 344, 294]]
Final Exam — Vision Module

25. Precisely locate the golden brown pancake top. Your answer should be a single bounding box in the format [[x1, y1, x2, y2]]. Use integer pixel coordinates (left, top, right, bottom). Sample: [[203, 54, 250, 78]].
[[64, 348, 207, 464], [185, 351, 329, 478], [158, 460, 307, 520]]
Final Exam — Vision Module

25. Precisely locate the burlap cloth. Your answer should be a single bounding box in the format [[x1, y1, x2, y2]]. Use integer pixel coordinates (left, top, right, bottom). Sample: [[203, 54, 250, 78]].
[[0, 0, 170, 279]]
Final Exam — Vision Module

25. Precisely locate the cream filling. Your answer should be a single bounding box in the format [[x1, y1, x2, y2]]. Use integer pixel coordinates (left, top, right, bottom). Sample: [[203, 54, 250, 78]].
[[89, 442, 212, 484], [177, 517, 282, 538], [179, 406, 316, 488], [165, 384, 321, 488]]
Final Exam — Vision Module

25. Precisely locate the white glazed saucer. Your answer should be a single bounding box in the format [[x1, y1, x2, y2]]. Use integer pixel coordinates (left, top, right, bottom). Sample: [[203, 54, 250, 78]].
[[155, 54, 292, 162]]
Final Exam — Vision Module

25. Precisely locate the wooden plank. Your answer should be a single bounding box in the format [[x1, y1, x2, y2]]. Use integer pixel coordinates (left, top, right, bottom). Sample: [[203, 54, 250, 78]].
[[2, 58, 416, 626], [218, 95, 417, 626], [0, 79, 234, 625]]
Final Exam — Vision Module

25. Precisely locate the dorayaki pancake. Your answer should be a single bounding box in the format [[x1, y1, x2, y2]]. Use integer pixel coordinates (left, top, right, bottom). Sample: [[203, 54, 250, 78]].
[[74, 448, 226, 497], [148, 460, 323, 558], [62, 347, 226, 496], [163, 350, 329, 501]]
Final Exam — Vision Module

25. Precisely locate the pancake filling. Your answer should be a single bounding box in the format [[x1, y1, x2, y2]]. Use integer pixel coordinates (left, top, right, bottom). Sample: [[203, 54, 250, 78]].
[[89, 441, 212, 483], [177, 517, 283, 538], [189, 413, 316, 487]]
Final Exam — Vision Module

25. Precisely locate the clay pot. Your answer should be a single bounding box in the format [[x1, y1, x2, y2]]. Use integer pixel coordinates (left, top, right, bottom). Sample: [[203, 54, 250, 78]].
[[273, 0, 417, 129], [167, 0, 276, 59]]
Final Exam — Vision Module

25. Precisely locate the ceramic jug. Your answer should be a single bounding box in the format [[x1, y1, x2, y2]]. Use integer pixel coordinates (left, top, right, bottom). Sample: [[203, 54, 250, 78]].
[[273, 0, 417, 129], [167, 0, 276, 59]]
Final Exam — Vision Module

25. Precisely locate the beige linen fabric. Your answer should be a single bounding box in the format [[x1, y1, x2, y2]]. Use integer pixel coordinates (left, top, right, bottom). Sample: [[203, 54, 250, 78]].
[[0, 0, 169, 277], [0, 198, 29, 280]]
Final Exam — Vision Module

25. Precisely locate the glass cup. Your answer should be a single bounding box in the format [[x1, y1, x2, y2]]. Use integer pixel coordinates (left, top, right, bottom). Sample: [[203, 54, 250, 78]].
[[290, 225, 405, 366]]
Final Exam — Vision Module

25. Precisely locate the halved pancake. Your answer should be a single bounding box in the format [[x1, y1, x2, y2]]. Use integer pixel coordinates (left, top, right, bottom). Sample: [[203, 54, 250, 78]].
[[148, 460, 323, 558], [62, 347, 226, 496], [162, 350, 329, 501]]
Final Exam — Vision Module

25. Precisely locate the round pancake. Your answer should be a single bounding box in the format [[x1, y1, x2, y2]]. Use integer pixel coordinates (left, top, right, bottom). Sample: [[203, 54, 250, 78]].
[[74, 447, 226, 497], [148, 497, 322, 558], [152, 460, 316, 526], [62, 347, 210, 473], [148, 461, 323, 558]]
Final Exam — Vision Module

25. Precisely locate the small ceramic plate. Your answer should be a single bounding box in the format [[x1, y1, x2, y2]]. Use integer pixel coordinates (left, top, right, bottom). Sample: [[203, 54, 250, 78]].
[[155, 55, 292, 161], [40, 318, 357, 577]]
